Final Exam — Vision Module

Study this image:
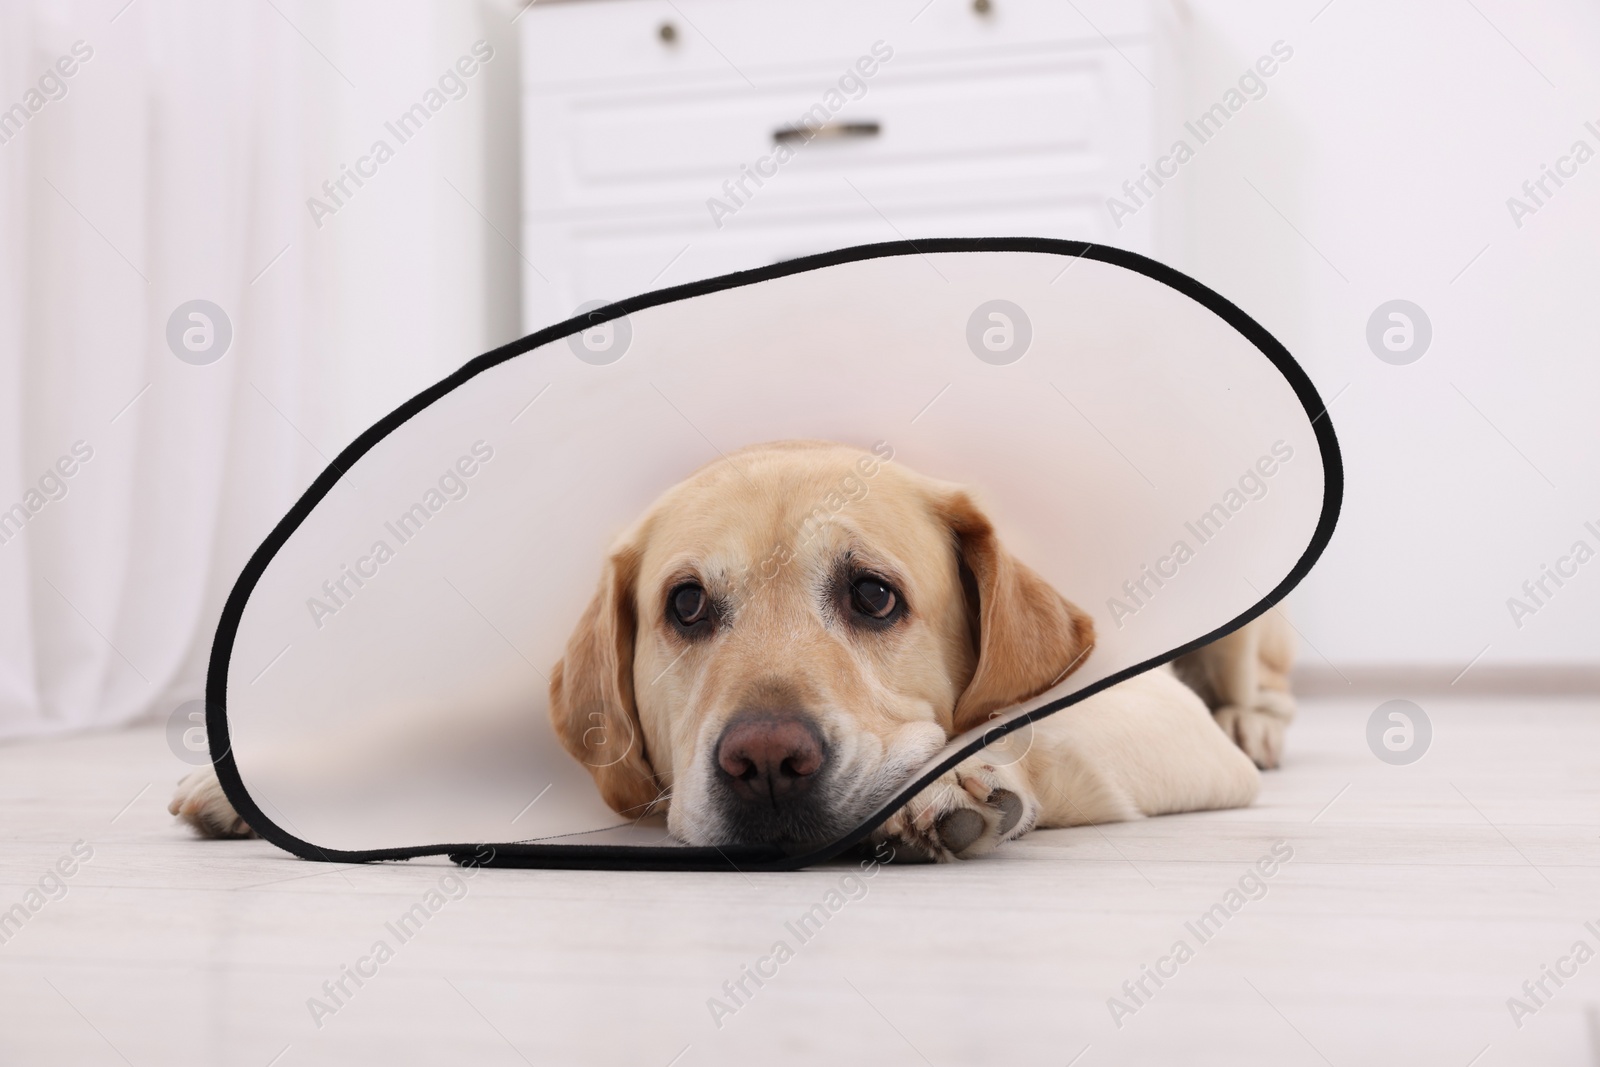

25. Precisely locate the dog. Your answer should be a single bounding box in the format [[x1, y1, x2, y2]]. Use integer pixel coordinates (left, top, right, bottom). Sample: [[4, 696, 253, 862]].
[[170, 440, 1294, 859]]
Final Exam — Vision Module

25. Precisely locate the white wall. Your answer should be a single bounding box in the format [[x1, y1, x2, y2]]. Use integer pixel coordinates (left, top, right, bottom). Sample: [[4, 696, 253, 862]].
[[1171, 0, 1600, 672]]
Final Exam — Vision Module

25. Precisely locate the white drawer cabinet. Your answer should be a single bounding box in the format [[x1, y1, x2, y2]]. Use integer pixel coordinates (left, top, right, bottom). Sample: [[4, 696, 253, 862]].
[[520, 0, 1176, 331]]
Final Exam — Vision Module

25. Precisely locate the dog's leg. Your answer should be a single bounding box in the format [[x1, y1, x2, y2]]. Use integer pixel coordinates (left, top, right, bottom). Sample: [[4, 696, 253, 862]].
[[1174, 615, 1297, 769], [168, 767, 255, 839], [1032, 667, 1261, 827], [875, 667, 1262, 861]]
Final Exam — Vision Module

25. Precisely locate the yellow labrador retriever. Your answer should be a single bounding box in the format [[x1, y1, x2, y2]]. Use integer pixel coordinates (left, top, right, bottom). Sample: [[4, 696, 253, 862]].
[[546, 439, 1290, 860], [171, 440, 1294, 859]]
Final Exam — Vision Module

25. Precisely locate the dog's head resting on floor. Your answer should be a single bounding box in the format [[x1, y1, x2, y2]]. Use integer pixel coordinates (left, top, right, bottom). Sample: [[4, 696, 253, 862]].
[[548, 440, 1094, 849]]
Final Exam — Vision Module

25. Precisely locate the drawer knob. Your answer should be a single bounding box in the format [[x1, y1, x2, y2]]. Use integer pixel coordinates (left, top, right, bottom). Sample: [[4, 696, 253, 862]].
[[658, 21, 678, 44]]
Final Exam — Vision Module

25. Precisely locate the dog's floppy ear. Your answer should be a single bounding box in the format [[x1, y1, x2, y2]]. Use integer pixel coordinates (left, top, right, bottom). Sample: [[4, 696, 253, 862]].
[[938, 489, 1096, 735], [549, 542, 662, 817]]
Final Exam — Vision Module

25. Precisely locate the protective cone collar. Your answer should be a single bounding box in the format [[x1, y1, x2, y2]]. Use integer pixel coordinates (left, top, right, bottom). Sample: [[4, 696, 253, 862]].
[[207, 238, 1342, 871]]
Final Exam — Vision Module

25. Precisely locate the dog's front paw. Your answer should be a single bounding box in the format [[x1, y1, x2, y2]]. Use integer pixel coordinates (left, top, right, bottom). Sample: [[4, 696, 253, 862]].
[[168, 767, 255, 839], [1214, 703, 1287, 769], [873, 759, 1039, 862]]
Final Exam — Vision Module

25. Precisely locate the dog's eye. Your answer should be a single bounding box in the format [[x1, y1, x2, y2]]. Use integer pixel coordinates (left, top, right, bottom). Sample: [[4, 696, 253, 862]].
[[668, 582, 710, 629], [850, 576, 899, 620]]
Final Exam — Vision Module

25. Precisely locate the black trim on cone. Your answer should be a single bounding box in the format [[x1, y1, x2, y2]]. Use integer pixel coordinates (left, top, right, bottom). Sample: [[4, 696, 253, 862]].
[[205, 237, 1343, 871]]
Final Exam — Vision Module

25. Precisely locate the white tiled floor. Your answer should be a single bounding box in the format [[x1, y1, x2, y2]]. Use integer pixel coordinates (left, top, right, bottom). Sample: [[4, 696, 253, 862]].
[[3, 696, 1599, 1066]]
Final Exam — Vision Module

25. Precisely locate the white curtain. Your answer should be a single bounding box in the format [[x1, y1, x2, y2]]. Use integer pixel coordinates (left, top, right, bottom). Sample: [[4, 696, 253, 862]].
[[0, 0, 523, 739]]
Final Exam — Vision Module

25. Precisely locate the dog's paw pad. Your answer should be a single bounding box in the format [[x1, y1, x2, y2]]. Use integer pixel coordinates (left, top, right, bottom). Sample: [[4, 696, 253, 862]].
[[936, 807, 987, 853], [992, 788, 1024, 835]]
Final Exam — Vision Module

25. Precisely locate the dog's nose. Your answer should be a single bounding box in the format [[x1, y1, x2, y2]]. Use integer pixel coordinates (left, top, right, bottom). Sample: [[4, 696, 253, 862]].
[[714, 714, 825, 806]]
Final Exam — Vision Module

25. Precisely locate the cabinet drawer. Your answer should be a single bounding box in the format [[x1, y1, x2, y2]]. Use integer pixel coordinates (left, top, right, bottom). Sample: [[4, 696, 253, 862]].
[[530, 40, 1151, 223], [523, 0, 1152, 91], [564, 53, 1115, 198]]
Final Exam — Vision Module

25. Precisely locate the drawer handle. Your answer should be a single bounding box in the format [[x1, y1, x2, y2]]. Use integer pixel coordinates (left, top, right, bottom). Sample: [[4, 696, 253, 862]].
[[772, 120, 881, 145]]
